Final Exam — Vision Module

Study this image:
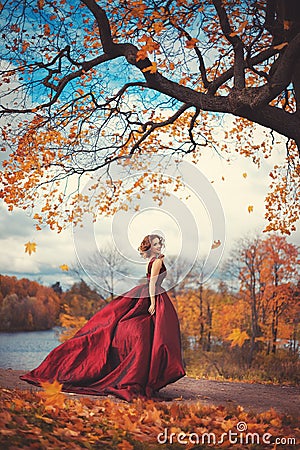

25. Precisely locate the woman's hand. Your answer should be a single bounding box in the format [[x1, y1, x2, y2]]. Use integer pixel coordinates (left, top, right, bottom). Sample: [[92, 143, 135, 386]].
[[148, 301, 155, 315]]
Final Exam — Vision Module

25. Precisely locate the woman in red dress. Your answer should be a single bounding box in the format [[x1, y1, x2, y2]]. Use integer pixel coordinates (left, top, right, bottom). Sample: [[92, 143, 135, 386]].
[[20, 234, 185, 401]]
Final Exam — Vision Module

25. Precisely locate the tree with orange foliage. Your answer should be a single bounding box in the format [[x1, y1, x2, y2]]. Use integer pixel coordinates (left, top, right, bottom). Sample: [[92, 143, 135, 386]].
[[0, 0, 299, 233], [259, 235, 299, 354], [177, 285, 218, 352], [225, 234, 299, 364], [0, 275, 60, 331]]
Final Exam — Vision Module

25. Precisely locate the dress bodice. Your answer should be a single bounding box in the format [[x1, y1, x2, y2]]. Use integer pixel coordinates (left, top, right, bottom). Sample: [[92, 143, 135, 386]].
[[147, 257, 167, 286]]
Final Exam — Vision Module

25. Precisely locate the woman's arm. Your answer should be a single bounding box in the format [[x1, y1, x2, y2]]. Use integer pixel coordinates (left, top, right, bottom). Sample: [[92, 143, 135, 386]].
[[148, 258, 163, 315]]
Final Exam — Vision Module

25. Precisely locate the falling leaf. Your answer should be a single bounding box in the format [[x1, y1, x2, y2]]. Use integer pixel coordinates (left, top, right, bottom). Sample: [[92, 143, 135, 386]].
[[24, 241, 37, 255], [60, 264, 69, 271], [212, 239, 221, 249], [243, 172, 247, 178], [248, 205, 254, 213], [226, 328, 249, 347]]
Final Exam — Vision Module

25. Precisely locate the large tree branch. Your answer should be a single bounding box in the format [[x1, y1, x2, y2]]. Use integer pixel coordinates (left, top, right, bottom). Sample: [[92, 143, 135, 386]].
[[80, 0, 115, 54], [212, 0, 245, 90], [249, 32, 300, 109], [208, 47, 277, 94], [239, 105, 300, 149], [2, 0, 300, 149]]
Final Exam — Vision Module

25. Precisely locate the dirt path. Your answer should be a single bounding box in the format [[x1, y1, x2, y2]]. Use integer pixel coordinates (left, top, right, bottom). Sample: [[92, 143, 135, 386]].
[[1, 368, 299, 417]]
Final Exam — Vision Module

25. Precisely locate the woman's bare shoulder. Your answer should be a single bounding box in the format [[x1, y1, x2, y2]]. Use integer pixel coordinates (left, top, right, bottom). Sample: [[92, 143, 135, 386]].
[[152, 257, 163, 266]]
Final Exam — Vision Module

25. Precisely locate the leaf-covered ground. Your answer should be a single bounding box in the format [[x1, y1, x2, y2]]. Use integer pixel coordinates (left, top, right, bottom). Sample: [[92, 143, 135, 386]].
[[0, 383, 299, 450]]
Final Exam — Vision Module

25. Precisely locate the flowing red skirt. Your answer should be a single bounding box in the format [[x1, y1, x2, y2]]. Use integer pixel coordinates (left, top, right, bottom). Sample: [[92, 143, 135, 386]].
[[20, 283, 185, 401]]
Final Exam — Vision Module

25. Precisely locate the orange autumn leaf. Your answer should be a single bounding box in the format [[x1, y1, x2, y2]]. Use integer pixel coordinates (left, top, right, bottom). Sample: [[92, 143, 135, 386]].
[[274, 42, 288, 50], [248, 205, 254, 213], [35, 414, 54, 424], [38, 379, 66, 410], [21, 41, 30, 53], [226, 328, 249, 347], [229, 20, 248, 37], [24, 241, 37, 255], [10, 24, 20, 33], [185, 38, 199, 48], [117, 440, 134, 450], [243, 172, 247, 178], [59, 264, 69, 271], [40, 379, 63, 395], [44, 23, 50, 36], [152, 21, 165, 35], [142, 62, 157, 74], [136, 47, 148, 61]]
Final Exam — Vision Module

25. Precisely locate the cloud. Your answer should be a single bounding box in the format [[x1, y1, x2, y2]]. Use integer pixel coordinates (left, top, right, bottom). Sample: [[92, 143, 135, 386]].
[[0, 206, 37, 239]]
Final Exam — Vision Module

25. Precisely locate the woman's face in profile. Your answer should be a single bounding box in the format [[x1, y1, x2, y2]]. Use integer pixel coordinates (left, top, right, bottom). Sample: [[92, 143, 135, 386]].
[[151, 237, 162, 256]]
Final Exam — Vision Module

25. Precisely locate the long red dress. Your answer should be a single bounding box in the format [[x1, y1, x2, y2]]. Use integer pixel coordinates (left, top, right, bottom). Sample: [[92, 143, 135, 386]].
[[20, 257, 185, 401]]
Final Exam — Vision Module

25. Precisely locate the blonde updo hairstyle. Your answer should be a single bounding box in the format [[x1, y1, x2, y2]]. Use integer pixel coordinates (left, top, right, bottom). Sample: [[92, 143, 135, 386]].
[[138, 234, 165, 259]]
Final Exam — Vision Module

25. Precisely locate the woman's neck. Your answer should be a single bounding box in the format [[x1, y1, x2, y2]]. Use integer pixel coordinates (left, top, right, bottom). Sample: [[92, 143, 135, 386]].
[[150, 253, 161, 260]]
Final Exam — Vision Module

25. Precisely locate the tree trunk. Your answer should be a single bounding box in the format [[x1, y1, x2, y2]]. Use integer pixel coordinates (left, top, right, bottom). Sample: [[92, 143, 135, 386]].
[[199, 284, 204, 348], [206, 302, 212, 352]]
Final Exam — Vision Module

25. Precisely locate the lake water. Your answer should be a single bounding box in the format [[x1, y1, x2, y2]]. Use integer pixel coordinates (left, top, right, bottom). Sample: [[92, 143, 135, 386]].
[[0, 328, 61, 371]]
